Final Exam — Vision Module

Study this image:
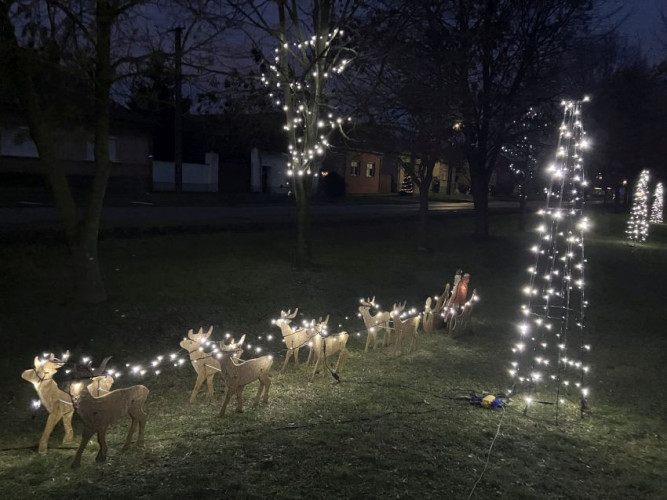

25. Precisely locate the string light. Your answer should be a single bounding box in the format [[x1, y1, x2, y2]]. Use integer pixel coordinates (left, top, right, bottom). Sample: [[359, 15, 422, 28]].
[[509, 98, 591, 419], [260, 29, 353, 180], [650, 182, 663, 224], [626, 169, 650, 242]]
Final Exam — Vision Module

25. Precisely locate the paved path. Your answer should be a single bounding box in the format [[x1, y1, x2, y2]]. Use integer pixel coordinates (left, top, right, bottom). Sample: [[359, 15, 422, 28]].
[[0, 200, 522, 231]]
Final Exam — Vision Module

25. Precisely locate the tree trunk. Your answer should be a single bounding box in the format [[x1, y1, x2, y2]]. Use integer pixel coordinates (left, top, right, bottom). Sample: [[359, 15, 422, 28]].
[[74, 0, 115, 303], [294, 175, 312, 268], [518, 177, 528, 231], [470, 164, 490, 238], [418, 183, 430, 251]]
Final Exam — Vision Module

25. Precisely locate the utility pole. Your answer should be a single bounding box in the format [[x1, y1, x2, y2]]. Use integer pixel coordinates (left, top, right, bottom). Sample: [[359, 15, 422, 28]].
[[173, 26, 183, 193]]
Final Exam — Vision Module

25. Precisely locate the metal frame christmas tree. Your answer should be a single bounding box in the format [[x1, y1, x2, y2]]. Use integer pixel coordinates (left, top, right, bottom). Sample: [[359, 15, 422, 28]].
[[626, 169, 651, 242], [509, 98, 591, 421]]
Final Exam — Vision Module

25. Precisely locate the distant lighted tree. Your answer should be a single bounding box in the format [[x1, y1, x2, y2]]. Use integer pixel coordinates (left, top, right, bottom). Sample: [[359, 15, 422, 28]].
[[626, 169, 650, 242], [650, 182, 663, 224]]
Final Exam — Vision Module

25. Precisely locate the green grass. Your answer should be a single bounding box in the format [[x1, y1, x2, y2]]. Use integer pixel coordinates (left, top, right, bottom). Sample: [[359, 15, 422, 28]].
[[0, 211, 665, 499]]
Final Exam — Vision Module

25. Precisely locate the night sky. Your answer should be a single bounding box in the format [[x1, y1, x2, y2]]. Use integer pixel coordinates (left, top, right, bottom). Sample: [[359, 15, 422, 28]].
[[615, 0, 665, 62]]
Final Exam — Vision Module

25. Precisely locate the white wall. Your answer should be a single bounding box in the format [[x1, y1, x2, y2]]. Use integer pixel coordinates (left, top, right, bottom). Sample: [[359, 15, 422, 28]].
[[152, 152, 219, 192]]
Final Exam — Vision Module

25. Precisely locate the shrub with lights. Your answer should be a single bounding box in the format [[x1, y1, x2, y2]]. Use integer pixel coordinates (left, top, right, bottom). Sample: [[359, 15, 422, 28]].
[[509, 98, 592, 420]]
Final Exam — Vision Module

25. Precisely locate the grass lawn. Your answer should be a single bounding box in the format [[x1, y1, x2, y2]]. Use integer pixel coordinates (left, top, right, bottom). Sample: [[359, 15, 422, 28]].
[[0, 210, 665, 499]]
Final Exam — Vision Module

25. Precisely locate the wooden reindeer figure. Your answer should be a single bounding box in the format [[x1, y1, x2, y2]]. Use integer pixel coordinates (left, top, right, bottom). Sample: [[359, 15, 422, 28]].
[[359, 297, 392, 352], [21, 352, 114, 452], [431, 283, 451, 330], [217, 335, 273, 417], [307, 316, 349, 381], [275, 308, 313, 371], [449, 288, 477, 338], [391, 302, 421, 355], [423, 297, 435, 333], [70, 382, 149, 468], [180, 326, 221, 403]]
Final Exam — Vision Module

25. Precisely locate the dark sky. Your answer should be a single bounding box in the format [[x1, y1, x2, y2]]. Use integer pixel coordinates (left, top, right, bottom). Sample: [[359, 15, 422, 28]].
[[616, 0, 665, 62]]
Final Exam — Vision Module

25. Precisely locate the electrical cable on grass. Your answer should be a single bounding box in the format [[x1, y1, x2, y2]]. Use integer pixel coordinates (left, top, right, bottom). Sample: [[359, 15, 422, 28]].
[[467, 405, 505, 500]]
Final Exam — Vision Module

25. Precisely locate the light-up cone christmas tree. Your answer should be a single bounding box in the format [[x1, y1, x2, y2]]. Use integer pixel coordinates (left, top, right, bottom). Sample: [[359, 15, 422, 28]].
[[626, 169, 650, 242], [650, 182, 663, 224], [509, 98, 591, 421]]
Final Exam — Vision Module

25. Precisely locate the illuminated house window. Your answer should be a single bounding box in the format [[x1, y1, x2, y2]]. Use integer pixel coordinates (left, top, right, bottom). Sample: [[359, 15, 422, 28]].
[[366, 162, 376, 177], [350, 160, 359, 176]]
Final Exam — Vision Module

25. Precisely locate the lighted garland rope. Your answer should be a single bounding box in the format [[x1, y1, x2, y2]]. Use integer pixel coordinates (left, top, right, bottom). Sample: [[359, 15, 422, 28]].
[[27, 288, 464, 416], [509, 98, 591, 420], [650, 182, 663, 224], [626, 169, 651, 242]]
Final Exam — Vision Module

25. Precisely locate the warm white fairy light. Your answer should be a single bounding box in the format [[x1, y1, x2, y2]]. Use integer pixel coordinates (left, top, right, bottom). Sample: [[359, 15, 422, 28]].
[[261, 28, 352, 179], [650, 182, 663, 224], [510, 98, 591, 419], [626, 169, 650, 242]]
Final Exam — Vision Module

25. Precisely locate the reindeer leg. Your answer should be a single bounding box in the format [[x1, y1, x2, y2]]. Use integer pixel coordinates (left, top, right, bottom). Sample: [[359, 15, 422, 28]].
[[189, 372, 206, 403], [364, 332, 371, 353], [72, 426, 95, 468], [281, 349, 293, 372], [38, 410, 62, 453], [310, 357, 320, 382], [95, 428, 108, 463], [123, 418, 138, 451], [294, 347, 300, 366], [236, 387, 245, 413], [262, 375, 271, 403], [62, 409, 74, 444], [253, 381, 263, 405], [219, 389, 233, 417], [205, 372, 215, 401], [136, 416, 146, 447]]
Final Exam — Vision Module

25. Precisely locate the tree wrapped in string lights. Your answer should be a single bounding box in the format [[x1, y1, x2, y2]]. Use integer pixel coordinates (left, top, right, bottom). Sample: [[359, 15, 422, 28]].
[[509, 98, 592, 421], [625, 169, 650, 242], [650, 182, 663, 224], [259, 2, 355, 267]]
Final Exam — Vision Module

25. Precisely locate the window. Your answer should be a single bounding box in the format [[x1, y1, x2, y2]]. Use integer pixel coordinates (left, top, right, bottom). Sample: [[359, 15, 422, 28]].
[[86, 137, 117, 162], [350, 160, 359, 176], [366, 162, 376, 177]]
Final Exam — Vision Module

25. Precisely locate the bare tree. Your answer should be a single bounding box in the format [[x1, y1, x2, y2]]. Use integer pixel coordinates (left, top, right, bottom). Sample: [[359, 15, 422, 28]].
[[1, 0, 149, 303], [346, 1, 459, 250], [229, 0, 358, 267], [444, 0, 596, 238]]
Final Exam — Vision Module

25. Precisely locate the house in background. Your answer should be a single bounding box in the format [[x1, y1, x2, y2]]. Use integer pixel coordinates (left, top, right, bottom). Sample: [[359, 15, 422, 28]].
[[250, 148, 291, 194], [0, 104, 153, 195], [394, 158, 470, 196], [322, 148, 391, 194]]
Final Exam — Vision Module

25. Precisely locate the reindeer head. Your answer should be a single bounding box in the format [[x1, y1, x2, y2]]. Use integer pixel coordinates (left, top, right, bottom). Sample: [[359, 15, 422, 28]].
[[68, 381, 88, 409], [391, 301, 407, 318], [219, 335, 245, 358], [180, 326, 214, 352], [359, 296, 378, 313], [313, 315, 330, 336], [66, 355, 113, 380], [276, 308, 298, 327], [21, 351, 70, 387]]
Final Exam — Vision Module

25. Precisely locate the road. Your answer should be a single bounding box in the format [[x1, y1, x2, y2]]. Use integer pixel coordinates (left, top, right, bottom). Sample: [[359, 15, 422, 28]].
[[0, 200, 522, 231]]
